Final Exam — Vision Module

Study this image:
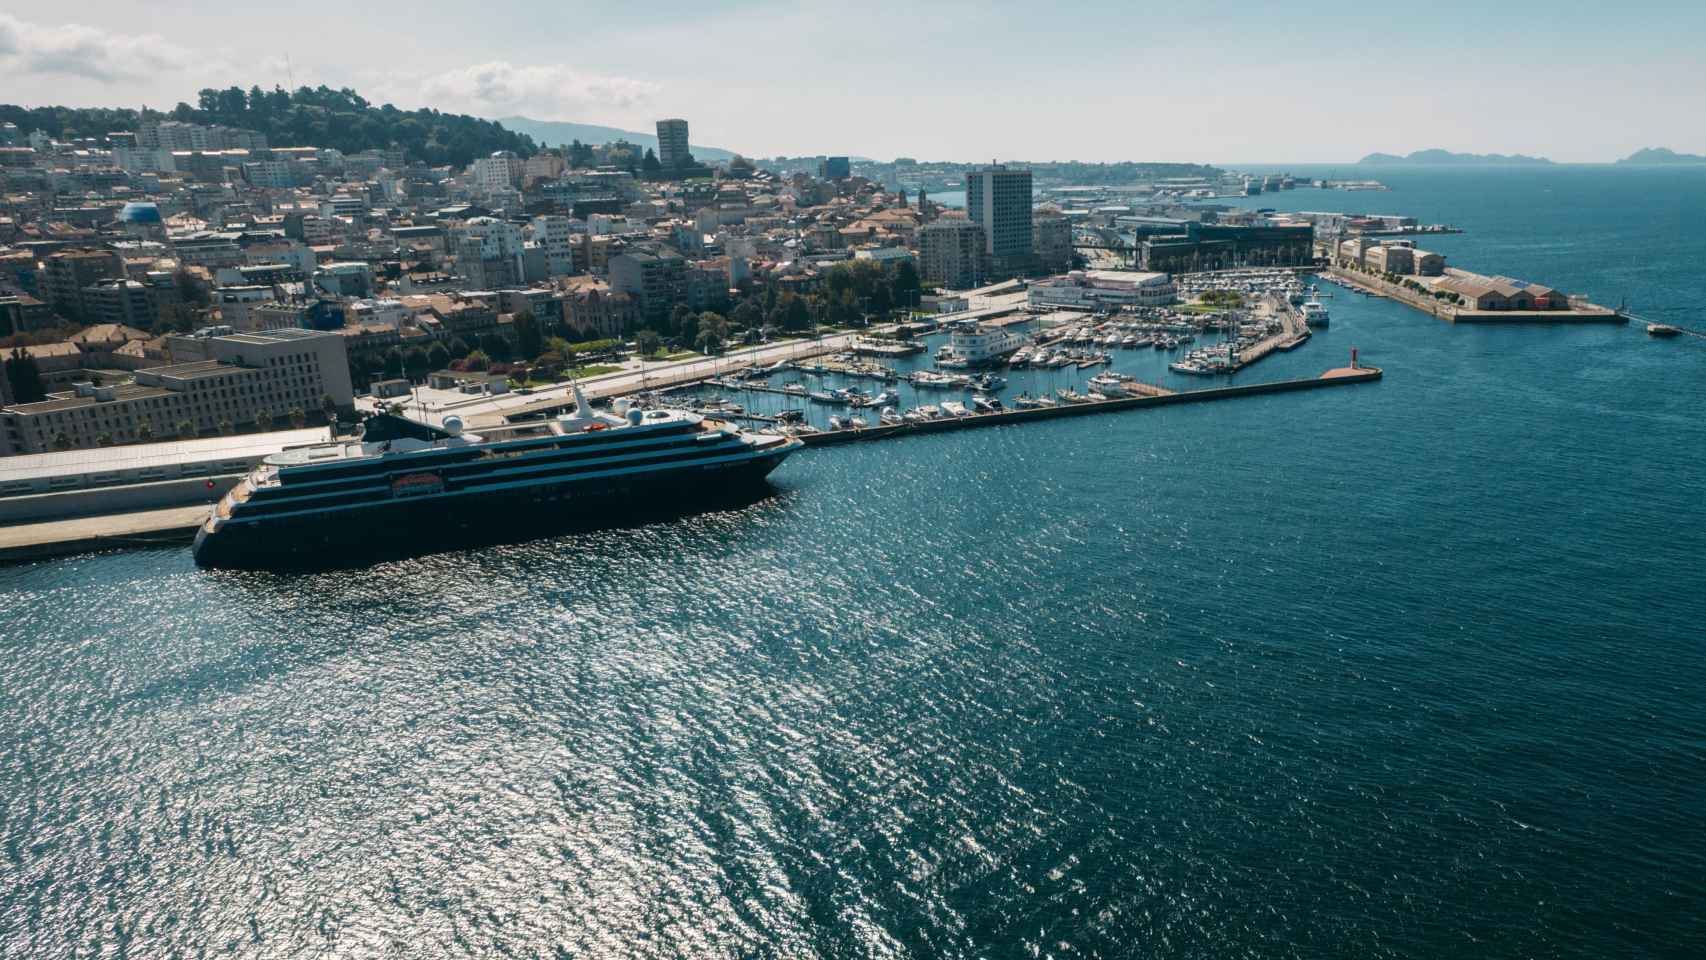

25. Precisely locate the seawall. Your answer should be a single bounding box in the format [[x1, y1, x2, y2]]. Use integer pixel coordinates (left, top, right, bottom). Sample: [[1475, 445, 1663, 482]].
[[798, 367, 1383, 447]]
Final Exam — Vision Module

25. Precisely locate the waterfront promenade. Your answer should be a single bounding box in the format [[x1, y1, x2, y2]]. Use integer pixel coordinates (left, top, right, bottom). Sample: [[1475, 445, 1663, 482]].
[[368, 331, 874, 429]]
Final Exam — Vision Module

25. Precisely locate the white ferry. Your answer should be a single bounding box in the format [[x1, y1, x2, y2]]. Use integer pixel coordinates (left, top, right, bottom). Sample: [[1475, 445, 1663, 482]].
[[935, 319, 1027, 367]]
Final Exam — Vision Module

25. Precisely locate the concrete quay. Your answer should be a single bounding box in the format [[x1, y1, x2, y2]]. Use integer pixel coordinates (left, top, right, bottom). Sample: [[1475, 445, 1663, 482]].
[[0, 505, 205, 563], [794, 366, 1383, 447], [1328, 267, 1624, 324]]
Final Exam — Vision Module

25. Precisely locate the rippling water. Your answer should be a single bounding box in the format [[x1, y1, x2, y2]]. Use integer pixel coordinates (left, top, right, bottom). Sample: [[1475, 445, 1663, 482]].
[[3, 168, 1705, 958]]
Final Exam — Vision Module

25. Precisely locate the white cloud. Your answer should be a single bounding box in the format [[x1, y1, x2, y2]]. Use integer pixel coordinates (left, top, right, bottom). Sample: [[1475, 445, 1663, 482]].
[[401, 61, 661, 120], [0, 13, 197, 83]]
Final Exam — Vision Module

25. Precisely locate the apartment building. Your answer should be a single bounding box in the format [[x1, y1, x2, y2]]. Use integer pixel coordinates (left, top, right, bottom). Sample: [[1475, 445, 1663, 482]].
[[918, 219, 985, 289], [41, 249, 125, 322]]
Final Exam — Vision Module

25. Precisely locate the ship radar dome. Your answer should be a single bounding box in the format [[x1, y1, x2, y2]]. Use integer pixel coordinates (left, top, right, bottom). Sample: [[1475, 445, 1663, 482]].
[[442, 415, 464, 436]]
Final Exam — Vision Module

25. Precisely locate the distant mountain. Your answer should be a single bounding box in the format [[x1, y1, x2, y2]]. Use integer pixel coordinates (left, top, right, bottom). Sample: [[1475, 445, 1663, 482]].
[[1359, 149, 1554, 165], [498, 116, 739, 163], [1617, 147, 1706, 165]]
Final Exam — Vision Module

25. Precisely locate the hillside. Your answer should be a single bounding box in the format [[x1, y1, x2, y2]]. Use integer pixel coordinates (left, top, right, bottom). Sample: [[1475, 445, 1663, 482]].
[[0, 85, 536, 167], [1359, 149, 1554, 165], [499, 116, 739, 163], [1617, 147, 1706, 165]]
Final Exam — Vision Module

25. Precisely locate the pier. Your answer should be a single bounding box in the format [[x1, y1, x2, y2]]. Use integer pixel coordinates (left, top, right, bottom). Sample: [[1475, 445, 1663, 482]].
[[1624, 313, 1706, 340], [787, 366, 1383, 447], [1328, 267, 1624, 324]]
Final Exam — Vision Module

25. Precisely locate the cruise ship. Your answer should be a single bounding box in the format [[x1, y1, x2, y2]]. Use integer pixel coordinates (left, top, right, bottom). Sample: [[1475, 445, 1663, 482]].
[[935, 319, 1027, 367], [192, 391, 801, 568]]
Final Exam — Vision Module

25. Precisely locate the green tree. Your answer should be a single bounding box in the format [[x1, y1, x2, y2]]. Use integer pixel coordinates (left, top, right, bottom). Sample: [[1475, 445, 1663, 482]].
[[869, 282, 893, 318], [636, 329, 662, 357], [463, 349, 490, 371], [403, 345, 430, 382], [668, 303, 693, 339], [136, 419, 154, 442], [730, 300, 762, 330], [4, 349, 47, 403], [95, 432, 113, 447], [217, 417, 235, 436], [288, 407, 307, 429], [513, 310, 544, 360], [781, 295, 811, 332], [175, 419, 195, 438], [320, 395, 339, 425], [641, 147, 662, 175], [254, 409, 274, 432], [382, 347, 405, 380], [427, 341, 451, 371], [447, 336, 471, 360], [532, 351, 564, 378], [478, 332, 511, 363], [52, 432, 72, 450], [890, 260, 922, 310], [695, 312, 730, 355]]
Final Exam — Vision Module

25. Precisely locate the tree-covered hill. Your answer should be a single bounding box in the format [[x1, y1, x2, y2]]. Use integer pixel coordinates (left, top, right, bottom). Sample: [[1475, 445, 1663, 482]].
[[0, 85, 536, 167]]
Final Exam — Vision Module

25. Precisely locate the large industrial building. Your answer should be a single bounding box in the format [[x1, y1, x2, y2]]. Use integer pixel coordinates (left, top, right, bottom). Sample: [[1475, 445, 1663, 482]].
[[1138, 223, 1314, 273]]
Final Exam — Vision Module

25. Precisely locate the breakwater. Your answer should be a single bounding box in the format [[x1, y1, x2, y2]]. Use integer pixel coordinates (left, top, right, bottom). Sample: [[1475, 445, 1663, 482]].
[[796, 366, 1382, 447]]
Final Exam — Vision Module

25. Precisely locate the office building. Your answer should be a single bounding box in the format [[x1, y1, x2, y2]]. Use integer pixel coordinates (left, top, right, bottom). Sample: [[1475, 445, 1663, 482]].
[[656, 119, 690, 170], [819, 156, 851, 180], [965, 164, 1034, 276], [0, 329, 352, 455]]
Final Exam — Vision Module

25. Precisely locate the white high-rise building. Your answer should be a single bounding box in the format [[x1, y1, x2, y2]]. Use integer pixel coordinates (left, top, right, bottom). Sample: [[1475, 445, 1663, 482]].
[[470, 151, 524, 196], [529, 215, 578, 277]]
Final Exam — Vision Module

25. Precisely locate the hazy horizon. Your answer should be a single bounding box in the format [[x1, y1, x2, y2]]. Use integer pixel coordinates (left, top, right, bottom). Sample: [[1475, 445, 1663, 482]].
[[5, 2, 1704, 164]]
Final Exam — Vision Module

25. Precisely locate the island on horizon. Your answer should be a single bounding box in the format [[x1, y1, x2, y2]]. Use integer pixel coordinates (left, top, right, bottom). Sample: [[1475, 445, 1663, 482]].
[[1359, 149, 1554, 166]]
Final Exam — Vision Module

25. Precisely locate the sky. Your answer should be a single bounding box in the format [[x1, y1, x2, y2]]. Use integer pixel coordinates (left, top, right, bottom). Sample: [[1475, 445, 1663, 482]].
[[3, 1, 1705, 164]]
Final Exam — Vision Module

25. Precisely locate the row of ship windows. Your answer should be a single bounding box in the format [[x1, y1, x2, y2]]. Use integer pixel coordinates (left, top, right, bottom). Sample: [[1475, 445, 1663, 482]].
[[243, 444, 741, 515]]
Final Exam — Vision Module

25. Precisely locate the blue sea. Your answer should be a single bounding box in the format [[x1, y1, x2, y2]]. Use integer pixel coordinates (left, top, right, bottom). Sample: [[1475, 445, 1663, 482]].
[[3, 167, 1704, 958]]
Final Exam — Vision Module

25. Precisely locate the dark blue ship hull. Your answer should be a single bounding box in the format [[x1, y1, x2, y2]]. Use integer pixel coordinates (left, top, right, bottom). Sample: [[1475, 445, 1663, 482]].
[[192, 446, 793, 570]]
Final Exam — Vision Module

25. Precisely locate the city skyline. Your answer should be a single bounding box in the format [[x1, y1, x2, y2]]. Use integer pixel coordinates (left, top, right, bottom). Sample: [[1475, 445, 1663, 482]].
[[5, 3, 1706, 164]]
